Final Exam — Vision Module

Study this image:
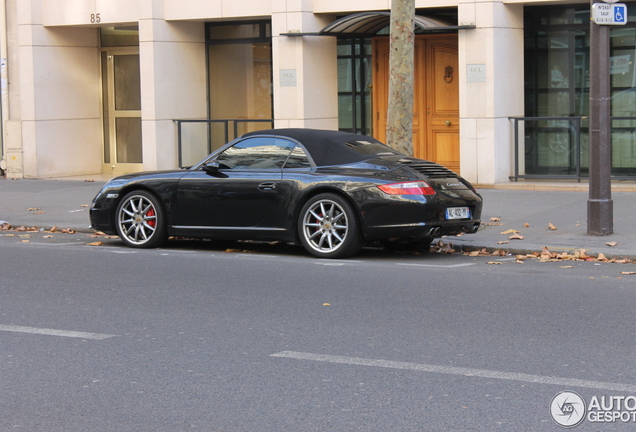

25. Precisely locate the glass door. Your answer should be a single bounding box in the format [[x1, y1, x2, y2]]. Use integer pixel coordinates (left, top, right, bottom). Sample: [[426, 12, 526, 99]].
[[101, 48, 143, 174]]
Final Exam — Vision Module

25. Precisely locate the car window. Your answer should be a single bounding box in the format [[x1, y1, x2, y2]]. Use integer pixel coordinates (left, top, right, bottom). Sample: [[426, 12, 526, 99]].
[[283, 145, 312, 169], [215, 137, 294, 170], [343, 139, 402, 157]]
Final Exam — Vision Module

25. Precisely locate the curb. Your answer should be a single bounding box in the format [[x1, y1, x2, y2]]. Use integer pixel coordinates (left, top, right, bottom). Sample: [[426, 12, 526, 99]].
[[445, 241, 636, 262]]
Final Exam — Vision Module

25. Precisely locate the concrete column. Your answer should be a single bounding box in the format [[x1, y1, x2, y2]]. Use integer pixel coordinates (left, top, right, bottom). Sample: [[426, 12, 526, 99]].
[[458, 0, 524, 184], [4, 0, 101, 178], [139, 1, 206, 170], [271, 0, 338, 129]]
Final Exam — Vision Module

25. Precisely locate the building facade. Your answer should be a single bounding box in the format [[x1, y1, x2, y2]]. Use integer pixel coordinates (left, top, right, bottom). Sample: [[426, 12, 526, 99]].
[[0, 0, 634, 184]]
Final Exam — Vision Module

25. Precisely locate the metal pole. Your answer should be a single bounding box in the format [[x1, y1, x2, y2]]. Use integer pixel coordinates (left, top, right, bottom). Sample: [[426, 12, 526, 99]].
[[587, 1, 613, 235]]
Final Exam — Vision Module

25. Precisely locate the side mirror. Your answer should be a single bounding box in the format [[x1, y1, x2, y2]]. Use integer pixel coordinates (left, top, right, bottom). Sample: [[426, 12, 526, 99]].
[[202, 161, 228, 178], [202, 161, 220, 175]]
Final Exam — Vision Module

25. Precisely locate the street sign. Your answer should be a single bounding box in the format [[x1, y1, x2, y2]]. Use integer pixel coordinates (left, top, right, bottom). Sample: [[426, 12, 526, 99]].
[[592, 3, 628, 25]]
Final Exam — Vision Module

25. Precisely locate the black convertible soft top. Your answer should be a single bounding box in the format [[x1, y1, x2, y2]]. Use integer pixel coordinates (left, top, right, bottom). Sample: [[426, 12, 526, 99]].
[[242, 128, 403, 167]]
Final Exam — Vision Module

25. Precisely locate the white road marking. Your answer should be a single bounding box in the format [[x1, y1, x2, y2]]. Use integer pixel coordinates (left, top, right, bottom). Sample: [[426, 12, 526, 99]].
[[270, 351, 636, 393], [0, 324, 117, 340], [316, 259, 364, 265], [396, 262, 476, 268]]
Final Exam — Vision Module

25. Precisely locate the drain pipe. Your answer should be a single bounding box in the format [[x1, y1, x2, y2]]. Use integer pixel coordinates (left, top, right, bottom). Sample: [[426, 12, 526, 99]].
[[0, 0, 7, 176]]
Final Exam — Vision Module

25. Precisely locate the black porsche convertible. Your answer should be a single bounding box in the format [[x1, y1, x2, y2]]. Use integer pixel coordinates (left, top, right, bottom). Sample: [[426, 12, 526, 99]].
[[89, 129, 482, 258]]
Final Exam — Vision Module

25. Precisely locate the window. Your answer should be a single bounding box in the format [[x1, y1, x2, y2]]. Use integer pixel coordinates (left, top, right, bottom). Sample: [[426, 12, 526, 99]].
[[207, 21, 273, 150], [524, 4, 636, 177], [215, 137, 293, 170], [283, 145, 312, 169], [337, 38, 372, 135]]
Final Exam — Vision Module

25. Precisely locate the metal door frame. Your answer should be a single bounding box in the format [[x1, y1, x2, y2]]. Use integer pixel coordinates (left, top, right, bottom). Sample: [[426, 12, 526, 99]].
[[100, 47, 143, 174]]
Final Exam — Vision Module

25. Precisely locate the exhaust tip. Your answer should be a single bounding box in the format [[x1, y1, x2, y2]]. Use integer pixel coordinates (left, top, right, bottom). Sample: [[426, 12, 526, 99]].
[[428, 226, 441, 237]]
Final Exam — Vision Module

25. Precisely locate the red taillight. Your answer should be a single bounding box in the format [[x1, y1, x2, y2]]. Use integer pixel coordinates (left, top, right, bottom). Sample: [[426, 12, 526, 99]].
[[378, 181, 436, 195]]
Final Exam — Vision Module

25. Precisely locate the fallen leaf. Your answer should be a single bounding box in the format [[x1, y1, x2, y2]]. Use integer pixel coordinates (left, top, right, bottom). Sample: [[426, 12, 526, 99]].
[[509, 234, 524, 240], [224, 249, 242, 253], [87, 241, 103, 246], [516, 255, 527, 260], [606, 242, 618, 247], [33, 211, 45, 215], [515, 260, 524, 264], [61, 228, 75, 234], [500, 229, 519, 235], [50, 226, 58, 232], [80, 204, 89, 207], [496, 241, 509, 245], [559, 266, 574, 269], [43, 235, 54, 239], [548, 223, 557, 230], [620, 272, 636, 275], [486, 261, 503, 265], [597, 253, 608, 262], [21, 240, 30, 243], [541, 247, 556, 260], [523, 223, 530, 228], [323, 303, 331, 306], [468, 250, 480, 257], [490, 217, 501, 222], [574, 249, 590, 259], [27, 208, 41, 212]]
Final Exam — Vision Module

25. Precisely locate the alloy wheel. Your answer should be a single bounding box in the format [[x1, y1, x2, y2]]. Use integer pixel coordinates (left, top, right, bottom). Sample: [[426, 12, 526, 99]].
[[301, 198, 349, 254], [117, 193, 161, 247]]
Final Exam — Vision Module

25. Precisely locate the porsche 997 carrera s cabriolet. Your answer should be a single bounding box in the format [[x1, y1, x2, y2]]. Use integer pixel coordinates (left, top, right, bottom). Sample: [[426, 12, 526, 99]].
[[90, 129, 482, 258]]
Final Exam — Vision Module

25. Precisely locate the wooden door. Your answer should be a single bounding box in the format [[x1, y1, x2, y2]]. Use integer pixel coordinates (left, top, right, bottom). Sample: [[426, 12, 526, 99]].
[[373, 35, 460, 172]]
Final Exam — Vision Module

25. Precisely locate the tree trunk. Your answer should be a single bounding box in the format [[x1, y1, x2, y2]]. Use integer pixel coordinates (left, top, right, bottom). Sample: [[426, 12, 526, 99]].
[[386, 0, 415, 155]]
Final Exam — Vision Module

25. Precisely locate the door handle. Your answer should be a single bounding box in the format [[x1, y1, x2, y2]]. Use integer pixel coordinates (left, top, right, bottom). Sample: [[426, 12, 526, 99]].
[[445, 120, 452, 126], [258, 182, 276, 191]]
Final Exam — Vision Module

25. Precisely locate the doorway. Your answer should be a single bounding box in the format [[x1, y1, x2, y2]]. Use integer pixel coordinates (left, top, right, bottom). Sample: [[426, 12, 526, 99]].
[[101, 48, 143, 174], [373, 35, 460, 173]]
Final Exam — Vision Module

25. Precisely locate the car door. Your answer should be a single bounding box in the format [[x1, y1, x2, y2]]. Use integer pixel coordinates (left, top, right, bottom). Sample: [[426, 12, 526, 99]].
[[176, 136, 294, 229]]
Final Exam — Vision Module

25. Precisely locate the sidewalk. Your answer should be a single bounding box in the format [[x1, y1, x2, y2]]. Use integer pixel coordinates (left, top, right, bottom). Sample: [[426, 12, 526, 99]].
[[1, 177, 635, 259]]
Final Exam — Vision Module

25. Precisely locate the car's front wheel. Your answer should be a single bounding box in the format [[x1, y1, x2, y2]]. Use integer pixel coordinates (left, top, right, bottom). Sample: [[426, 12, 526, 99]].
[[115, 190, 167, 248], [298, 193, 362, 258]]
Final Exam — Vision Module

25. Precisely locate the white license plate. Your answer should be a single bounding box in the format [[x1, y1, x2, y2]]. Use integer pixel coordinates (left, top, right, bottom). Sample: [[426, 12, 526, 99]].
[[445, 207, 471, 220]]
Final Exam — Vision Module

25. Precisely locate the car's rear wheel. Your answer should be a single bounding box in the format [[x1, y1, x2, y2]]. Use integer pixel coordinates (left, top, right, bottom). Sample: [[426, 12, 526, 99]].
[[116, 190, 167, 248], [298, 193, 362, 259]]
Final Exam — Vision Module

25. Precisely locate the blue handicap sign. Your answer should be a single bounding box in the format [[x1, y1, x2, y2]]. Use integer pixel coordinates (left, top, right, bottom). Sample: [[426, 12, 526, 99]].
[[614, 5, 626, 23]]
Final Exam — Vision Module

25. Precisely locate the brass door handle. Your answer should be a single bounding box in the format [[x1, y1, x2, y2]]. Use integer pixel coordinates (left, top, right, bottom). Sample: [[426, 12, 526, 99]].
[[445, 121, 451, 126]]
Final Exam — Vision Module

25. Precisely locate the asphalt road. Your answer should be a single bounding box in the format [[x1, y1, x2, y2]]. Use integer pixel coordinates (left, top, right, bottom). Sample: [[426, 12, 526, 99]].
[[1, 233, 636, 431]]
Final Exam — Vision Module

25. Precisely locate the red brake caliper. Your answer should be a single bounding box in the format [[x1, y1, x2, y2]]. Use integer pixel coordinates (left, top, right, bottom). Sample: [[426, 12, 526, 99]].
[[147, 208, 156, 227]]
